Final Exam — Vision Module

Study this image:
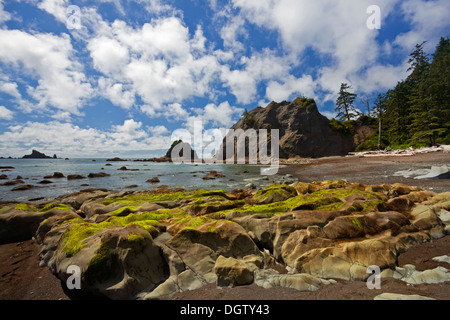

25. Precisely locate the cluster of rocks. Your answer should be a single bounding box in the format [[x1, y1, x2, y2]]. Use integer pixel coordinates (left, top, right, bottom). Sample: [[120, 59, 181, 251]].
[[1, 171, 114, 192], [202, 170, 226, 180], [0, 181, 449, 299]]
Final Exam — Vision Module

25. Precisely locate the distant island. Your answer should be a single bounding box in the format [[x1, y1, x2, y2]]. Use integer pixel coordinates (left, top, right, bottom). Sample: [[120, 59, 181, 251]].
[[22, 150, 57, 159]]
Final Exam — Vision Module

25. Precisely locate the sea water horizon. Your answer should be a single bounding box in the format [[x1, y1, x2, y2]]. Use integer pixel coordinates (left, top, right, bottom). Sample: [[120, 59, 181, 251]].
[[0, 158, 279, 202]]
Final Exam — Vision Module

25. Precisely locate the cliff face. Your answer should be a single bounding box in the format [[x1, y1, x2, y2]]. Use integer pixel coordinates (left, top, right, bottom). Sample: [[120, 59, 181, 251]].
[[215, 98, 355, 160]]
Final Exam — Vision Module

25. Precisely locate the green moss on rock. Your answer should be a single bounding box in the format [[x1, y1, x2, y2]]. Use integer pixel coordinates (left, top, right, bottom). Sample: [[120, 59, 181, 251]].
[[82, 241, 119, 286], [101, 189, 233, 206], [14, 203, 37, 212], [39, 203, 72, 212], [108, 206, 142, 216], [61, 222, 109, 257]]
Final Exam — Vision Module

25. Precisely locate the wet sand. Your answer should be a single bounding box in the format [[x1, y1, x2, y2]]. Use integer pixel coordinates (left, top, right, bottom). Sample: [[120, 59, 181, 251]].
[[278, 151, 449, 194]]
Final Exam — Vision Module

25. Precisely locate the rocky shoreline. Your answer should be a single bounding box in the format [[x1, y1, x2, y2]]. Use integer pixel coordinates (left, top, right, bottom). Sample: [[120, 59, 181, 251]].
[[0, 178, 449, 300], [0, 152, 449, 300]]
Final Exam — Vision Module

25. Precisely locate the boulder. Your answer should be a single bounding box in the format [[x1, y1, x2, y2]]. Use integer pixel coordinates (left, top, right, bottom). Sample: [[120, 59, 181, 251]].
[[272, 210, 344, 261], [214, 255, 255, 287], [388, 183, 422, 197], [44, 172, 65, 179], [294, 237, 398, 280], [55, 189, 110, 210], [166, 220, 261, 286], [11, 184, 34, 191], [254, 268, 335, 292], [38, 180, 53, 184], [35, 210, 81, 244], [0, 205, 75, 244], [281, 226, 334, 269], [322, 211, 411, 239], [88, 172, 111, 178], [231, 214, 276, 252], [146, 177, 160, 183], [252, 185, 297, 204], [2, 179, 24, 186], [374, 293, 435, 300], [40, 223, 169, 300], [67, 175, 85, 180], [381, 264, 450, 285], [409, 204, 442, 230]]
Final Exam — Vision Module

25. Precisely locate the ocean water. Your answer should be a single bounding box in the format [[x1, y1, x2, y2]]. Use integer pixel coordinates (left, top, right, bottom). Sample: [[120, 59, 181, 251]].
[[0, 158, 278, 202]]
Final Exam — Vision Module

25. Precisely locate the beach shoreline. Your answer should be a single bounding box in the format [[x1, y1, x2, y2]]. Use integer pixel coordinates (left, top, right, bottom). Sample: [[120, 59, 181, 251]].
[[0, 151, 448, 300], [278, 151, 449, 194]]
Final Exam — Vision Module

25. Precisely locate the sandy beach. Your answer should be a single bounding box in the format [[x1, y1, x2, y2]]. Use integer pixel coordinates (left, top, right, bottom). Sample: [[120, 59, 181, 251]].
[[278, 151, 449, 194]]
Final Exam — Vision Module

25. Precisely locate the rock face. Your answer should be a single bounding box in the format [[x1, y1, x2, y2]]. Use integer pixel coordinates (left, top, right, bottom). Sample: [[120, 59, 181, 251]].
[[3, 181, 448, 299], [214, 98, 355, 160], [22, 150, 55, 159]]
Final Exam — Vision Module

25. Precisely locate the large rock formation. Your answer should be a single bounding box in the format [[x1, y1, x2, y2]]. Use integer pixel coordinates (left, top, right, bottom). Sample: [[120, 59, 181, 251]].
[[136, 140, 200, 163], [214, 98, 356, 160], [22, 150, 56, 159]]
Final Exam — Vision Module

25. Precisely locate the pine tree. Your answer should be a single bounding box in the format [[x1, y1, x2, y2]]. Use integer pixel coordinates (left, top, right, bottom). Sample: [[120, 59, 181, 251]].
[[372, 93, 387, 149], [335, 83, 359, 121], [422, 37, 450, 145], [384, 80, 412, 145], [407, 42, 433, 145]]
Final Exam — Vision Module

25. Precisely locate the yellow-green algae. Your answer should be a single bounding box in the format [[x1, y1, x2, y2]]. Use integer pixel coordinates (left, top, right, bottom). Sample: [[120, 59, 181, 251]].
[[101, 189, 233, 206], [60, 209, 187, 257], [14, 203, 38, 212], [127, 233, 145, 243], [348, 216, 367, 230], [39, 203, 73, 212], [219, 188, 378, 218], [108, 206, 143, 216], [82, 241, 119, 285], [253, 184, 297, 203], [59, 183, 385, 258]]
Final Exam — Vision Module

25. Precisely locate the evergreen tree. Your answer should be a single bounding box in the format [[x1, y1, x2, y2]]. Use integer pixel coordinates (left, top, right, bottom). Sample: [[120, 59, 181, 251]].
[[407, 41, 434, 145], [384, 80, 413, 145], [372, 93, 387, 149], [422, 37, 450, 145], [408, 39, 449, 146], [335, 83, 359, 121]]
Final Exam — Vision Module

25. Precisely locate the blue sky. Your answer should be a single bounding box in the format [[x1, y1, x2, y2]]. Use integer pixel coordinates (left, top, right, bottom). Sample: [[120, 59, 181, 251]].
[[0, 0, 448, 158]]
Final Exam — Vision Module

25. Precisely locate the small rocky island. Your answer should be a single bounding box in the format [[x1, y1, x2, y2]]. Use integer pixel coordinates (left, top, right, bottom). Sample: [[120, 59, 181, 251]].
[[22, 150, 57, 159]]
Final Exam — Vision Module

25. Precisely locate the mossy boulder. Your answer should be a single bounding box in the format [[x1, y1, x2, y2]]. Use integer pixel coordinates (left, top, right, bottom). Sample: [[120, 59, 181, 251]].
[[166, 219, 261, 285], [252, 184, 297, 204], [0, 202, 77, 244], [185, 200, 245, 216], [40, 223, 169, 299]]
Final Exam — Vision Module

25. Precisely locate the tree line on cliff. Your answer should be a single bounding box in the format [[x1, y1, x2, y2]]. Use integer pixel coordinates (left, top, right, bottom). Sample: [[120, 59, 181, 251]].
[[334, 37, 449, 151]]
